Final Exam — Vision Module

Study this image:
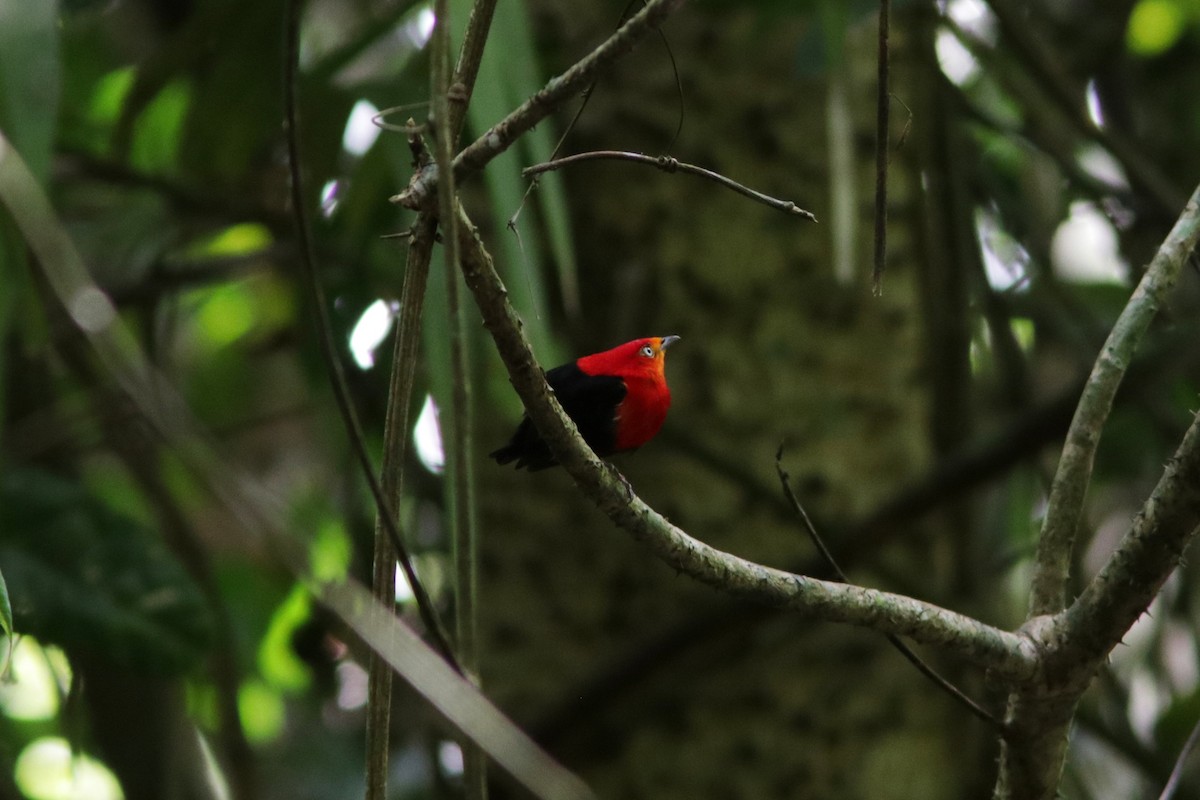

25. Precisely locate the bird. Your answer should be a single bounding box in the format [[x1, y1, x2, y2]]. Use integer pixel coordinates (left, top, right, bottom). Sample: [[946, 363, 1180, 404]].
[[489, 336, 680, 470]]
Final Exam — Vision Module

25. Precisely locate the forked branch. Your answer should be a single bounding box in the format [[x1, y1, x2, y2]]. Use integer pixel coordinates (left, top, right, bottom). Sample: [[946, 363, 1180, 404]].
[[453, 202, 1038, 682]]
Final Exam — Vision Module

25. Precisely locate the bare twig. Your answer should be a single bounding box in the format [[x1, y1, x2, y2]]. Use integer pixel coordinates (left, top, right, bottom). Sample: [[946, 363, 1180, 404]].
[[523, 151, 817, 221], [448, 0, 498, 139], [365, 213, 437, 800], [871, 0, 890, 295], [1159, 714, 1200, 800], [775, 445, 1001, 729], [431, 0, 487, 794], [282, 0, 457, 666]]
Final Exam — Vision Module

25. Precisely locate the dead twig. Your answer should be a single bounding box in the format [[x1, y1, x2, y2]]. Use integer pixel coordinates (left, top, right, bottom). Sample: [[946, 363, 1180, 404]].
[[523, 151, 817, 221], [775, 444, 1003, 730]]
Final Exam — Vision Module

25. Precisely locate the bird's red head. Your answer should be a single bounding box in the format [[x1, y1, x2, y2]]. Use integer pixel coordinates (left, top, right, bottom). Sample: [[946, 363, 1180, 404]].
[[576, 335, 680, 380]]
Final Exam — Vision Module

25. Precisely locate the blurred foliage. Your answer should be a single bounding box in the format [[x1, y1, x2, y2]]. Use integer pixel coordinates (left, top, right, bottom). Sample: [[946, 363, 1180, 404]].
[[0, 468, 213, 673], [0, 0, 1199, 798]]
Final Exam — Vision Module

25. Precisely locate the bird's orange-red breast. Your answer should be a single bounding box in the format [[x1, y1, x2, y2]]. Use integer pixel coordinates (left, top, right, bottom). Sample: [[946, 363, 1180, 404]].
[[490, 336, 679, 470]]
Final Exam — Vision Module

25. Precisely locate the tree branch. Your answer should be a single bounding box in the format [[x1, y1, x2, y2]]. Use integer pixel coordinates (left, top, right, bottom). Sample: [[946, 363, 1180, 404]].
[[1029, 182, 1200, 615], [391, 0, 686, 209], [776, 449, 1001, 728], [454, 202, 1039, 682], [994, 410, 1200, 799], [1059, 411, 1200, 667], [431, 0, 487, 794], [872, 0, 890, 295], [523, 151, 817, 221]]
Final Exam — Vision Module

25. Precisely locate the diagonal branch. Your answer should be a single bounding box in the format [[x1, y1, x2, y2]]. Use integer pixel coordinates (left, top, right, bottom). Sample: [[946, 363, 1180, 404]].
[[1028, 183, 1200, 615], [1058, 410, 1200, 667], [391, 0, 686, 210], [453, 202, 1039, 683]]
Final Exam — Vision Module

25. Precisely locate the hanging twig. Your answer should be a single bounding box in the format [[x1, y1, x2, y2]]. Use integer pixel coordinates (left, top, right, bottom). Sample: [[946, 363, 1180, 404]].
[[282, 0, 457, 665], [871, 0, 890, 295], [774, 445, 1003, 730], [431, 0, 487, 794]]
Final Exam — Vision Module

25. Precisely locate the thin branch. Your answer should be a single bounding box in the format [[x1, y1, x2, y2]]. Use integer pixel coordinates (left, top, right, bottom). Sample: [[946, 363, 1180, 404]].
[[871, 0, 890, 295], [453, 202, 1038, 682], [448, 0, 498, 139], [431, 0, 487, 795], [522, 151, 817, 221], [1059, 410, 1200, 666], [365, 212, 437, 800], [1159, 713, 1200, 800], [392, 0, 687, 209], [282, 0, 457, 665], [1029, 183, 1200, 616], [775, 446, 1001, 729], [995, 410, 1200, 798]]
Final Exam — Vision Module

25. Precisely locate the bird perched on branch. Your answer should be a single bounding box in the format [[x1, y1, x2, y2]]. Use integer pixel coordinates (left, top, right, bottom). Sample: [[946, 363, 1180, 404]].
[[490, 336, 680, 471]]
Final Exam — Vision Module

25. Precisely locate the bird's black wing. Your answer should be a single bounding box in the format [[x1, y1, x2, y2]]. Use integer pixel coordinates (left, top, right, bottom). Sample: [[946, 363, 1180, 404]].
[[489, 363, 627, 471]]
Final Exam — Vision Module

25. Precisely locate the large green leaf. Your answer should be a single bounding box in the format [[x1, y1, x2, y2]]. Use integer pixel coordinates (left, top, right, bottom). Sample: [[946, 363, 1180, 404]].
[[457, 0, 564, 367], [0, 468, 213, 674], [0, 0, 60, 460], [0, 0, 60, 184]]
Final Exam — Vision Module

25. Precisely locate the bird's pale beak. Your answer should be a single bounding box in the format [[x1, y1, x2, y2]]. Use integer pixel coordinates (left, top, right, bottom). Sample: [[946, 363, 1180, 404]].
[[660, 335, 681, 350]]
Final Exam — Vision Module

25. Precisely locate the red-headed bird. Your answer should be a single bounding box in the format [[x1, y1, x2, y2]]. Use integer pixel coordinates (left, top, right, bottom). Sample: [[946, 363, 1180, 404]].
[[490, 336, 680, 471]]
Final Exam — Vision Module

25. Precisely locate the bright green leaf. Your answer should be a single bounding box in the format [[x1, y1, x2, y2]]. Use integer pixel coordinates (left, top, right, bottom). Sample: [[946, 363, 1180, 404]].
[[238, 680, 286, 743], [310, 519, 351, 582], [185, 222, 274, 259], [258, 585, 312, 692], [1127, 0, 1186, 56], [0, 638, 62, 718], [131, 79, 190, 173], [87, 67, 136, 129], [194, 282, 257, 347]]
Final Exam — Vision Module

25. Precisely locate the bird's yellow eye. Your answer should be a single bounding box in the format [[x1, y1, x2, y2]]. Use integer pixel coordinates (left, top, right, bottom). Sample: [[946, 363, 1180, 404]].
[[639, 344, 655, 357]]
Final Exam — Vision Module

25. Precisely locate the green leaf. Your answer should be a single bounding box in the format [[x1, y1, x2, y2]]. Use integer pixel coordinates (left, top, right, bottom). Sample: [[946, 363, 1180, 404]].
[[0, 0, 60, 183], [489, 0, 580, 320], [1127, 0, 1187, 56], [0, 468, 213, 674], [459, 0, 563, 367], [0, 564, 13, 678]]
